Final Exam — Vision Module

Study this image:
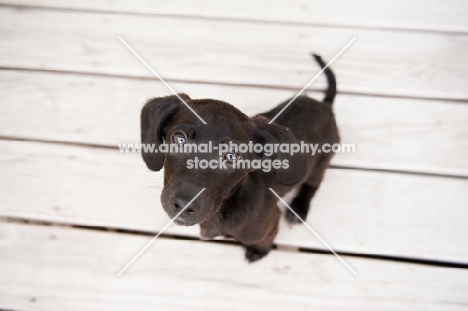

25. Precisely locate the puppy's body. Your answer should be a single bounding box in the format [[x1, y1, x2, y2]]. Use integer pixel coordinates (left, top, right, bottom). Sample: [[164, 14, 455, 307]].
[[140, 55, 339, 262]]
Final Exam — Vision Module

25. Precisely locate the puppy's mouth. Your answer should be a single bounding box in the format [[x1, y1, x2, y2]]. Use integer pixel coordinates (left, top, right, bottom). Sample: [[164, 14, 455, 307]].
[[171, 205, 220, 227], [173, 216, 196, 226], [171, 211, 205, 227]]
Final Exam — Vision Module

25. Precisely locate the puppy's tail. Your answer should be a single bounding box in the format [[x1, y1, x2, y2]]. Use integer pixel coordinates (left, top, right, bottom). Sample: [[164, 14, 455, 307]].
[[312, 54, 336, 104]]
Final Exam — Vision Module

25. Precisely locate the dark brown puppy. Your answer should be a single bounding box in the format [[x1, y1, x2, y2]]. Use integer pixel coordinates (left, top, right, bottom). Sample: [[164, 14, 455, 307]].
[[140, 55, 339, 262]]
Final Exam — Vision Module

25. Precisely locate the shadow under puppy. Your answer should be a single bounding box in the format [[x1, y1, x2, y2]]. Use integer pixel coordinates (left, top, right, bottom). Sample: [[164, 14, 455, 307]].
[[140, 55, 339, 262]]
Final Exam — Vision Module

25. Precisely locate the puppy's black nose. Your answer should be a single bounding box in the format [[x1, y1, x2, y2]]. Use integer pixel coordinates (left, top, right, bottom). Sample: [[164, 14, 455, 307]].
[[173, 196, 195, 214]]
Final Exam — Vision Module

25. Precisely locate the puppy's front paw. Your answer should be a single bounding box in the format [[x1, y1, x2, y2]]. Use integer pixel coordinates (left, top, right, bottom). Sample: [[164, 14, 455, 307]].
[[244, 246, 269, 263], [200, 226, 221, 240]]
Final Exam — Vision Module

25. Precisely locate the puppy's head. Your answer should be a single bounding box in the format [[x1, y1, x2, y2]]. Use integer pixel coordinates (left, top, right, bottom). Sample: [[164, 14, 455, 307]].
[[141, 94, 306, 226]]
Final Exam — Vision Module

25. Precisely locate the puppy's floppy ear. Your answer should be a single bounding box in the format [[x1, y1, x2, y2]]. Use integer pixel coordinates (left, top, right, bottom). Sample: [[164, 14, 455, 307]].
[[140, 94, 189, 171], [253, 116, 307, 186]]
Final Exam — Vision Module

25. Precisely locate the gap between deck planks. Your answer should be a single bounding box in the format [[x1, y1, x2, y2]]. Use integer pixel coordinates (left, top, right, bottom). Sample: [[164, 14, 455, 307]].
[[1, 70, 467, 177], [1, 0, 468, 34], [4, 216, 468, 269], [1, 140, 467, 264], [0, 222, 467, 311], [0, 7, 467, 100]]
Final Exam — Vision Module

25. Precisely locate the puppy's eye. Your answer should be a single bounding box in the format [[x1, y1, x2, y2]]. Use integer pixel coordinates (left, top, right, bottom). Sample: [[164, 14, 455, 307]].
[[172, 132, 186, 145], [224, 152, 240, 163]]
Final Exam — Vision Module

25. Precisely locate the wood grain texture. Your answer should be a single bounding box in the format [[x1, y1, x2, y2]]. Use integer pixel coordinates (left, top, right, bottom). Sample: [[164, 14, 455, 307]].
[[0, 7, 467, 100], [1, 0, 468, 33], [1, 140, 467, 263], [0, 3, 467, 310], [1, 70, 468, 176], [0, 222, 467, 311]]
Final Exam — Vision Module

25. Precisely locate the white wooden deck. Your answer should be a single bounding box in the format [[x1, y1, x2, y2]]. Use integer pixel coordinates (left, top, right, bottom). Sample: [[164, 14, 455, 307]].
[[0, 1, 467, 310]]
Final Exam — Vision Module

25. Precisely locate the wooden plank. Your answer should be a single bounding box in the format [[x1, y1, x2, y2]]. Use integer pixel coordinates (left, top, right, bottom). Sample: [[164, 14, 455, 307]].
[[1, 140, 467, 264], [1, 222, 467, 311], [1, 70, 468, 176], [1, 7, 467, 100], [2, 0, 468, 33]]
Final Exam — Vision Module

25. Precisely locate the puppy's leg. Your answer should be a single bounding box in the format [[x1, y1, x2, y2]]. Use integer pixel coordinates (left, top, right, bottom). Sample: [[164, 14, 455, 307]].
[[244, 224, 278, 263], [285, 183, 318, 223], [243, 207, 280, 263], [286, 154, 333, 224], [199, 224, 221, 240]]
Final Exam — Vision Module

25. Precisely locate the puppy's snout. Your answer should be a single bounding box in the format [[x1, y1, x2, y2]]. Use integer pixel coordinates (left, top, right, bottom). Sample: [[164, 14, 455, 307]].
[[173, 196, 195, 214], [164, 189, 211, 226], [172, 194, 200, 225]]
